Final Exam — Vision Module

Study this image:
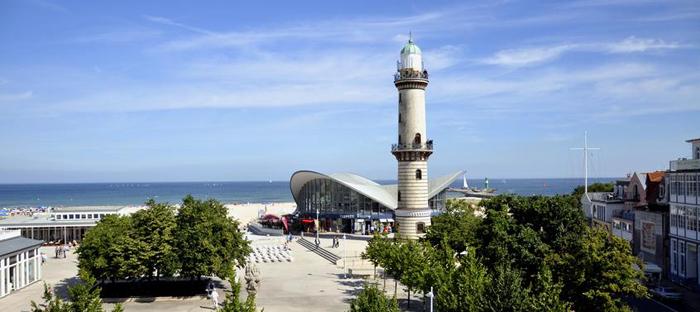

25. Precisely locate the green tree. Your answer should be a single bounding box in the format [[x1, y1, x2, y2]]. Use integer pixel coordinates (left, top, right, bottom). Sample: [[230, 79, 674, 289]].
[[572, 182, 613, 199], [30, 277, 124, 312], [220, 277, 259, 312], [131, 199, 179, 279], [424, 198, 481, 253], [77, 215, 148, 282], [432, 246, 488, 312], [477, 193, 646, 311], [361, 234, 390, 279], [31, 283, 66, 312], [527, 267, 570, 312], [556, 227, 646, 311], [66, 273, 104, 311], [477, 197, 550, 285], [349, 283, 400, 312], [395, 240, 430, 309], [174, 195, 251, 279], [483, 264, 530, 312]]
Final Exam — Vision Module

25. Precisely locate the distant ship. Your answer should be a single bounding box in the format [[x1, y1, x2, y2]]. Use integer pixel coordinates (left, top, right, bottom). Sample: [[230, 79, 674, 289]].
[[448, 173, 496, 198]]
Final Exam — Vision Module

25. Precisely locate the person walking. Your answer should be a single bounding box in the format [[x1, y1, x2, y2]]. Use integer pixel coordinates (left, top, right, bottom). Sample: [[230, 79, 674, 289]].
[[210, 287, 219, 310]]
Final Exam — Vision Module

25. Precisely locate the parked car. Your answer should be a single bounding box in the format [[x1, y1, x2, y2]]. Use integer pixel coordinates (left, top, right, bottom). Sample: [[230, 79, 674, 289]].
[[649, 287, 683, 301]]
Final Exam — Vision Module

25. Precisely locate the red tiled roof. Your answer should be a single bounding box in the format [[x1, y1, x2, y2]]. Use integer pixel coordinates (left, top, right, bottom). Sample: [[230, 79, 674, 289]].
[[647, 171, 665, 183]]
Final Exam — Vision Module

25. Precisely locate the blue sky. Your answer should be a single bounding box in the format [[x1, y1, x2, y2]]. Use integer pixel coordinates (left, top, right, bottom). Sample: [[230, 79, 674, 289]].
[[1, 0, 699, 183]]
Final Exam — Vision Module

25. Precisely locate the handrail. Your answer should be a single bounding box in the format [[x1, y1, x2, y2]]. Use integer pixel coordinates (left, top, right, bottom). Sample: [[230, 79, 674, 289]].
[[394, 69, 429, 82], [391, 141, 433, 151]]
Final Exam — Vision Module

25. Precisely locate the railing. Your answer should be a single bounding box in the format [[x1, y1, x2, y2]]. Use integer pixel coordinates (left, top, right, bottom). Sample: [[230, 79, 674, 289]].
[[613, 210, 635, 221], [588, 192, 617, 202], [394, 69, 429, 82], [670, 158, 700, 171], [392, 141, 433, 151]]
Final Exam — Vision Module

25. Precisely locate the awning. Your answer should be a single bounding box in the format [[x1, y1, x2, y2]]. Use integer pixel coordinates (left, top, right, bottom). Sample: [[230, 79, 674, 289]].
[[644, 262, 662, 273], [379, 219, 387, 222]]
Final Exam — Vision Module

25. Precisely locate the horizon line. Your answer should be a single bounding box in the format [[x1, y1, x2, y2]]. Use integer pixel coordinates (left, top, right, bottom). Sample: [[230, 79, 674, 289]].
[[0, 176, 622, 185]]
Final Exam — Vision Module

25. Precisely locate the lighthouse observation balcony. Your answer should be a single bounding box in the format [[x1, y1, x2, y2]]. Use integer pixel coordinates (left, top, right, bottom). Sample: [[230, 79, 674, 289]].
[[394, 69, 429, 90], [394, 69, 429, 82], [391, 141, 433, 152]]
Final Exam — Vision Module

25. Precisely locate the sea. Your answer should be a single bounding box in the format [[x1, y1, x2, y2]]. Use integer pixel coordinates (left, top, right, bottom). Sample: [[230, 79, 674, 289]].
[[0, 178, 616, 208]]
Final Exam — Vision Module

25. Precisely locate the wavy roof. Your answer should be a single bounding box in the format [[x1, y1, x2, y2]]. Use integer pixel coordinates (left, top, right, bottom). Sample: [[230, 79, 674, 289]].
[[290, 170, 463, 210]]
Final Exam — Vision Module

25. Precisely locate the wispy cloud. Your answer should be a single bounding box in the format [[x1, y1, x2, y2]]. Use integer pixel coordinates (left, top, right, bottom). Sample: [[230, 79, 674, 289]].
[[481, 45, 576, 67], [74, 29, 162, 43], [604, 36, 682, 53], [26, 0, 69, 13], [482, 37, 685, 67], [0, 91, 33, 102], [144, 15, 214, 35]]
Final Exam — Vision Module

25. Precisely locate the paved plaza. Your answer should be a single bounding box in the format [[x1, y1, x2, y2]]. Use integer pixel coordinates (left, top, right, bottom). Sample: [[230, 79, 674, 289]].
[[0, 235, 413, 312]]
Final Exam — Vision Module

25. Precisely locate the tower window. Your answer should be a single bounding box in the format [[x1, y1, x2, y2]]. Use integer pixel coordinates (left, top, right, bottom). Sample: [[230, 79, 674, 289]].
[[417, 222, 425, 234], [399, 113, 402, 123], [414, 133, 421, 145], [696, 147, 699, 159], [399, 94, 402, 104], [416, 169, 422, 180], [398, 191, 401, 202], [398, 135, 402, 145]]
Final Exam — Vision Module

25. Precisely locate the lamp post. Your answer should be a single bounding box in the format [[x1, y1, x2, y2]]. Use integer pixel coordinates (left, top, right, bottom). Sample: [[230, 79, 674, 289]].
[[343, 234, 347, 279], [316, 208, 320, 245], [427, 286, 434, 312]]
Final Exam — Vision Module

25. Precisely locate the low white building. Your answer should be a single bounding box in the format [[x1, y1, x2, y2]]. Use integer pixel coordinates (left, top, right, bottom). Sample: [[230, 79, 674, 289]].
[[0, 229, 43, 298], [0, 206, 134, 243], [581, 192, 625, 231]]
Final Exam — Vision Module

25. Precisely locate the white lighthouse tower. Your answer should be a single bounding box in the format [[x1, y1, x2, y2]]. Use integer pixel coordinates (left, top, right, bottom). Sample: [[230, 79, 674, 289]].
[[392, 37, 432, 239]]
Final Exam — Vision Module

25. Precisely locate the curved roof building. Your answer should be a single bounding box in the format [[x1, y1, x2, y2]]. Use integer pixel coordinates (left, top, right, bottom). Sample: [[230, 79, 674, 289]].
[[289, 170, 462, 234]]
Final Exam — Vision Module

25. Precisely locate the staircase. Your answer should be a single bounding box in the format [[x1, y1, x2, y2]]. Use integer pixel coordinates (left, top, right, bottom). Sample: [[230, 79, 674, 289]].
[[297, 237, 342, 265]]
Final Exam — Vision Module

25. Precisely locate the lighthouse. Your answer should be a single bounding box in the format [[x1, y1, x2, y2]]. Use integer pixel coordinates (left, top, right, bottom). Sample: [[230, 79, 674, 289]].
[[392, 37, 432, 239]]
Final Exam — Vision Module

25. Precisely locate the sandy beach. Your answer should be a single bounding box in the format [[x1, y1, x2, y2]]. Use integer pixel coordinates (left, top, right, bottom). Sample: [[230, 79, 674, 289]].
[[225, 202, 297, 224], [122, 202, 298, 225]]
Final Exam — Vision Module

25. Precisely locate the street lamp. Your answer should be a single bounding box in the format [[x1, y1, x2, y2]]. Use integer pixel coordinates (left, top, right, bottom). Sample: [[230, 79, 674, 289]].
[[316, 208, 320, 246], [427, 286, 434, 312], [343, 234, 347, 279]]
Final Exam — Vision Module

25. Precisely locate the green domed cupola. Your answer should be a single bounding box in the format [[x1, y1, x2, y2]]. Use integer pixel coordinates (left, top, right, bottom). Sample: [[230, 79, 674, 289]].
[[401, 39, 422, 55], [398, 34, 424, 71]]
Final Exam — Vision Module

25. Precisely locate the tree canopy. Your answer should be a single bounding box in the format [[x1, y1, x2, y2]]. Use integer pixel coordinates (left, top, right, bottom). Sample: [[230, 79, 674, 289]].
[[361, 193, 645, 311], [30, 273, 124, 312], [572, 182, 614, 199], [349, 283, 400, 312], [78, 196, 251, 282]]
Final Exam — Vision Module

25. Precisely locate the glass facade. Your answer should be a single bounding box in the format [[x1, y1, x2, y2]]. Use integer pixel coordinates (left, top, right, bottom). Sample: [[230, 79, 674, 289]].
[[297, 178, 449, 218], [298, 178, 389, 218]]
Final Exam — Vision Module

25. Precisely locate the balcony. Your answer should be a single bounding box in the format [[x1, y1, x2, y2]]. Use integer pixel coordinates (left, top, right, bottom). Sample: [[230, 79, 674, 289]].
[[391, 141, 433, 152], [670, 158, 700, 171], [613, 209, 635, 221], [394, 69, 429, 82]]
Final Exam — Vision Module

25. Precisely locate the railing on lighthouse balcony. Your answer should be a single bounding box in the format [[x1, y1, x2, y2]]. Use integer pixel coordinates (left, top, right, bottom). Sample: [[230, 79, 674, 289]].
[[394, 69, 429, 82], [391, 140, 433, 152]]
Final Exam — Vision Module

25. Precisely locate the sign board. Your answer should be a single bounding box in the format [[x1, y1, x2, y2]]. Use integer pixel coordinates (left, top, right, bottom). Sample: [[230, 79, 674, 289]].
[[641, 221, 656, 255]]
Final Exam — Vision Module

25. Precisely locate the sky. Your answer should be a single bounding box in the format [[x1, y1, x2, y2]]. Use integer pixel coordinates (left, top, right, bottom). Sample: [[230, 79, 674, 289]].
[[1, 0, 699, 183]]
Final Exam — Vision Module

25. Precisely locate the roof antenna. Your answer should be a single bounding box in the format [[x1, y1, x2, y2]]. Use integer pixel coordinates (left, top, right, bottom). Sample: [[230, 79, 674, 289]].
[[409, 31, 413, 43]]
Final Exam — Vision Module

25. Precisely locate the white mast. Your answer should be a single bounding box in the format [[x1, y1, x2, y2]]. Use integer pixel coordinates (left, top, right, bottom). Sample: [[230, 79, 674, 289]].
[[570, 131, 600, 201]]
